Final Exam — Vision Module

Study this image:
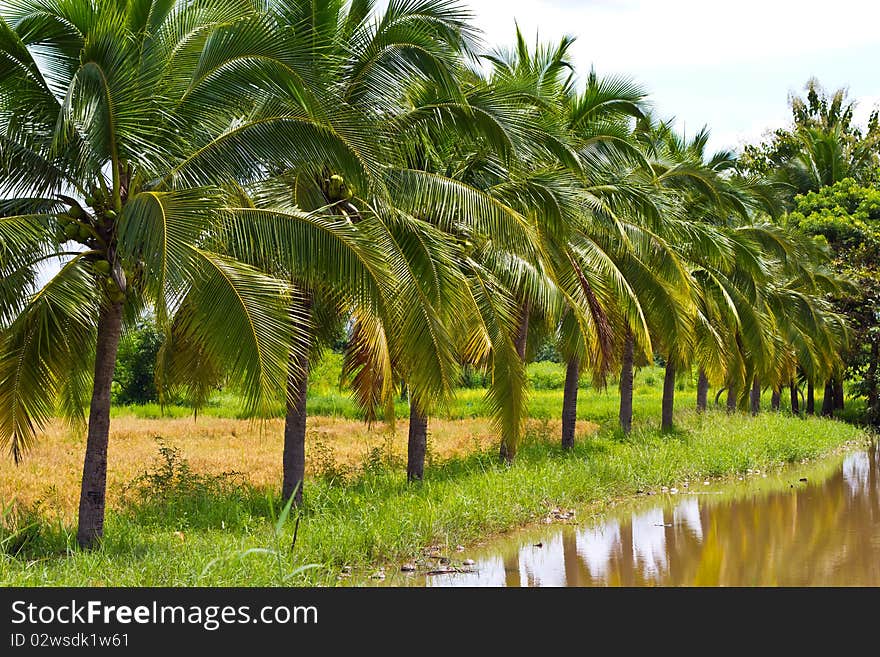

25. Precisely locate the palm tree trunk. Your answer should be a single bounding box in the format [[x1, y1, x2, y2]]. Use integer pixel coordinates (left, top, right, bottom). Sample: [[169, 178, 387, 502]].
[[726, 382, 738, 414], [619, 332, 635, 434], [833, 379, 845, 410], [790, 380, 800, 415], [771, 387, 781, 411], [696, 369, 709, 413], [749, 376, 761, 415], [821, 380, 834, 417], [500, 304, 529, 463], [561, 356, 579, 449], [806, 381, 814, 415], [282, 298, 312, 506], [407, 398, 428, 482], [282, 341, 310, 506], [661, 360, 675, 431], [868, 342, 878, 424], [76, 301, 124, 550]]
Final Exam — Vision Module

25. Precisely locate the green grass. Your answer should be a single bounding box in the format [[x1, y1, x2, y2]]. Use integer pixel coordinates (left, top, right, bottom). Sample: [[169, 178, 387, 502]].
[[1, 410, 868, 587], [112, 355, 866, 430], [111, 358, 694, 422]]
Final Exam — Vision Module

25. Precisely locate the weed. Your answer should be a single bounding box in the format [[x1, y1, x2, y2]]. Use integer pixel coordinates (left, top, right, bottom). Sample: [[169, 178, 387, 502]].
[[363, 430, 403, 475], [310, 431, 352, 482], [200, 486, 322, 585], [121, 438, 252, 530]]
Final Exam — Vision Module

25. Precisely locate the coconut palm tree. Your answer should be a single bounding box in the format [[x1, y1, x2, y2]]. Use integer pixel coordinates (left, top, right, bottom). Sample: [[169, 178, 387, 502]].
[[342, 29, 577, 467], [630, 117, 789, 430], [0, 0, 394, 547], [381, 67, 551, 470], [158, 0, 531, 493], [476, 29, 667, 453], [200, 0, 488, 499]]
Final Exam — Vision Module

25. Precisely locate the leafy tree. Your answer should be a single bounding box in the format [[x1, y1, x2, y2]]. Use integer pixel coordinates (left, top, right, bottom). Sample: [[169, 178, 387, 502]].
[[113, 317, 163, 405], [788, 178, 880, 424], [741, 79, 880, 195]]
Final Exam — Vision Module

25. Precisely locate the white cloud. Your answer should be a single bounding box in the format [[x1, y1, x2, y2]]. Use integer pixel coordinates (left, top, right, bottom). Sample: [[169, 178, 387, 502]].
[[467, 0, 880, 75], [455, 1, 880, 151]]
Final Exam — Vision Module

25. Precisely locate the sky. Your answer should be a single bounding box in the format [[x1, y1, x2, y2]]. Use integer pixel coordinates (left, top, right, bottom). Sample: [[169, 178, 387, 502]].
[[451, 0, 880, 153]]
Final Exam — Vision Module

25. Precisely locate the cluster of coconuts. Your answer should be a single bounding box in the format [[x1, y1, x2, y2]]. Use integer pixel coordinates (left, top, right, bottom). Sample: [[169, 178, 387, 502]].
[[56, 203, 96, 243], [100, 268, 126, 303], [56, 188, 116, 243], [325, 174, 354, 201], [56, 189, 125, 303], [89, 258, 125, 303]]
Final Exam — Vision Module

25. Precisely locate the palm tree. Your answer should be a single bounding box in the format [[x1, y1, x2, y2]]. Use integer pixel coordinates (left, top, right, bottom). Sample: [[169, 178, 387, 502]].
[[778, 80, 880, 195], [212, 0, 483, 499], [632, 117, 796, 430], [0, 0, 380, 547], [556, 73, 666, 444], [478, 29, 660, 452], [348, 29, 573, 466], [172, 0, 524, 491]]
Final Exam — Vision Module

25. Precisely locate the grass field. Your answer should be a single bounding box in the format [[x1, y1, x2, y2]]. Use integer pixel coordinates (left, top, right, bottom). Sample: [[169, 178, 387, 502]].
[[0, 355, 870, 586], [2, 416, 870, 585], [112, 356, 864, 424], [0, 415, 598, 518], [113, 357, 695, 421]]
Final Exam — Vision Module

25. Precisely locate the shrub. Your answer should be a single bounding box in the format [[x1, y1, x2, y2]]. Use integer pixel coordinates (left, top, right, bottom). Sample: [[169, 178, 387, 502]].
[[527, 361, 568, 390], [121, 438, 251, 529], [458, 364, 489, 389], [114, 317, 164, 405]]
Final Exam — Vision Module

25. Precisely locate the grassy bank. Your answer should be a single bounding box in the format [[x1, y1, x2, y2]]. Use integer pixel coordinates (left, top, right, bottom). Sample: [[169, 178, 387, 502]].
[[1, 410, 868, 586], [111, 358, 699, 422], [111, 356, 866, 425]]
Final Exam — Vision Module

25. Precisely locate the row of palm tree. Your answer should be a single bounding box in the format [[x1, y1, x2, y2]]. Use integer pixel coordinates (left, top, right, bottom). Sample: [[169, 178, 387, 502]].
[[0, 0, 849, 550]]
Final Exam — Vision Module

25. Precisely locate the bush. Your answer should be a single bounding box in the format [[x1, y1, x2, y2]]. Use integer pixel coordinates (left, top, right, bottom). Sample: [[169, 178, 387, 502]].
[[533, 339, 561, 363], [121, 438, 252, 530], [308, 352, 344, 395], [527, 361, 568, 390], [458, 364, 489, 389], [114, 317, 164, 405]]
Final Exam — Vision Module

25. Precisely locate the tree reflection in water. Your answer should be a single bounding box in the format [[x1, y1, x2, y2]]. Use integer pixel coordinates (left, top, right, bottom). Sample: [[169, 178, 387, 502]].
[[420, 444, 880, 587]]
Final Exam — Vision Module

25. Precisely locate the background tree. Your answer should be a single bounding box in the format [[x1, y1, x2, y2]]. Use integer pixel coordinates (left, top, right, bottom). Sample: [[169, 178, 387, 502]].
[[741, 79, 880, 195], [742, 79, 879, 422], [113, 315, 163, 405], [787, 179, 880, 424], [0, 0, 370, 548]]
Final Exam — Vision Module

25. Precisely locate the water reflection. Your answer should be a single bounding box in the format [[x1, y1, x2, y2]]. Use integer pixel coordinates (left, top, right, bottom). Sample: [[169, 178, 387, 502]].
[[576, 518, 621, 583], [419, 443, 880, 587], [520, 533, 566, 587], [631, 508, 668, 579], [673, 498, 703, 541], [843, 451, 871, 499]]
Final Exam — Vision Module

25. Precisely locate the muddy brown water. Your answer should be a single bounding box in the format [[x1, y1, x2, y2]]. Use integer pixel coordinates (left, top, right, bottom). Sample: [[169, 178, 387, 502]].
[[378, 443, 879, 586]]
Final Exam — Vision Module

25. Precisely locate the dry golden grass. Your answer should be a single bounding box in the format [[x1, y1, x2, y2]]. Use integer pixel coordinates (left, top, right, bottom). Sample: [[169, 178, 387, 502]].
[[0, 415, 598, 520]]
